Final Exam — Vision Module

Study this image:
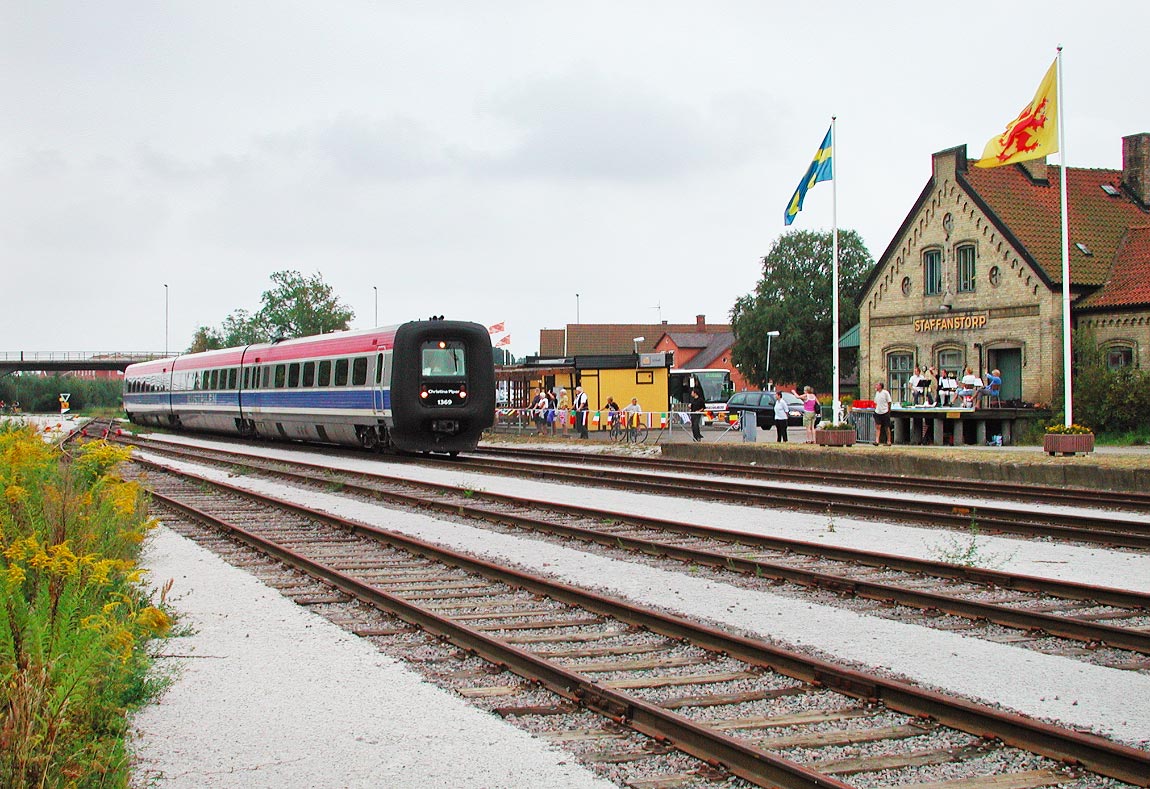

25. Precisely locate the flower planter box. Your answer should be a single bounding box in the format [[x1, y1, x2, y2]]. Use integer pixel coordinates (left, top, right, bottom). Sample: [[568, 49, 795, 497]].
[[1043, 433, 1094, 456], [815, 429, 856, 447]]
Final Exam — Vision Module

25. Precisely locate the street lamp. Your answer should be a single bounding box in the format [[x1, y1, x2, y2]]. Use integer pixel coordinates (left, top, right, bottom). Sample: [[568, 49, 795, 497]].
[[373, 285, 378, 327], [576, 293, 580, 324], [632, 336, 645, 355], [164, 284, 169, 357], [765, 330, 780, 389]]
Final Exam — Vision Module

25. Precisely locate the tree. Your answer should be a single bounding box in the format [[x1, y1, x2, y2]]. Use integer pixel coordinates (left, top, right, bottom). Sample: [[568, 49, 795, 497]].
[[188, 271, 354, 352], [730, 229, 873, 392], [256, 270, 354, 339]]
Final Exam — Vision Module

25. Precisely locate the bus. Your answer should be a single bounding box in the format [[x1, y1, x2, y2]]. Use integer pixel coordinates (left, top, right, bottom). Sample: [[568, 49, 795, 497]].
[[668, 368, 734, 423]]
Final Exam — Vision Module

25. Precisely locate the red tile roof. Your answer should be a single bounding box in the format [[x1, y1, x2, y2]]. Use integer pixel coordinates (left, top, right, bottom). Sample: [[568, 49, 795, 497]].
[[961, 162, 1149, 287], [1077, 225, 1150, 309], [539, 329, 566, 356], [545, 322, 730, 356]]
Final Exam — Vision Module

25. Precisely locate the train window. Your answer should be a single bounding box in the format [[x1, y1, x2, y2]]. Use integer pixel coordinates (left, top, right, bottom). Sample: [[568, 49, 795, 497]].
[[242, 367, 250, 389], [352, 357, 367, 386], [227, 368, 236, 389], [262, 366, 271, 389], [317, 360, 332, 387], [210, 369, 220, 390], [274, 364, 286, 388], [375, 353, 386, 385], [302, 361, 315, 387], [334, 359, 349, 386], [421, 341, 465, 377], [288, 363, 300, 388]]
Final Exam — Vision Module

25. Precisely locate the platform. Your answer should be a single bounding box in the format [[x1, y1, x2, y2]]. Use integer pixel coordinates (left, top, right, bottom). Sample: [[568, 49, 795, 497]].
[[889, 405, 1046, 446]]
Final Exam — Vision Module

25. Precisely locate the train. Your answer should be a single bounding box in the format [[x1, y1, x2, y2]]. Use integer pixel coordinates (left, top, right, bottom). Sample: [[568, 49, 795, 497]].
[[123, 319, 495, 454]]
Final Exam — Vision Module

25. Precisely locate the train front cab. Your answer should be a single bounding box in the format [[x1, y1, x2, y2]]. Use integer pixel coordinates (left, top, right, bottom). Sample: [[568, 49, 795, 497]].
[[389, 320, 494, 453]]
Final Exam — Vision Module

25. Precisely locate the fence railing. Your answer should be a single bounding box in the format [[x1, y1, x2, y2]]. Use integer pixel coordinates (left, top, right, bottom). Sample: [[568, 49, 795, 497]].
[[0, 351, 163, 362], [490, 407, 728, 438]]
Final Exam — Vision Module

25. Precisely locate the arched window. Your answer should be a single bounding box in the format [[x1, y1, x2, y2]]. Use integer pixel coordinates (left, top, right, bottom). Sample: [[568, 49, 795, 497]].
[[923, 248, 942, 296], [956, 244, 977, 293], [1106, 344, 1134, 370], [887, 352, 914, 402]]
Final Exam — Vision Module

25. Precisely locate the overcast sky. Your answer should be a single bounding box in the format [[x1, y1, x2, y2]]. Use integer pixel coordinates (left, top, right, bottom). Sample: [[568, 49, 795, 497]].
[[2, 1, 1146, 355]]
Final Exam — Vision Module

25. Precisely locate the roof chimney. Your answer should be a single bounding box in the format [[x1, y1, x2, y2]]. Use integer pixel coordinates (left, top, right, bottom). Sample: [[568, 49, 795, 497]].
[[1122, 132, 1150, 208], [696, 314, 705, 329], [1019, 156, 1048, 183]]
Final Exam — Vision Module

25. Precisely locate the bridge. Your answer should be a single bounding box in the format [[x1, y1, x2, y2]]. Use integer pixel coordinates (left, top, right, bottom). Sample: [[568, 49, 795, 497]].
[[0, 351, 164, 375]]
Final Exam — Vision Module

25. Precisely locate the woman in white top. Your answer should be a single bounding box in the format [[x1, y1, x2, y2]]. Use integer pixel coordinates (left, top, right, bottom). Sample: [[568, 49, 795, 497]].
[[773, 394, 790, 443]]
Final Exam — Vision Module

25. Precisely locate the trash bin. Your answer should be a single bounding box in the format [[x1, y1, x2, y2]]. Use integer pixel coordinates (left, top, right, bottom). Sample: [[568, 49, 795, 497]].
[[851, 408, 876, 444], [741, 409, 757, 442]]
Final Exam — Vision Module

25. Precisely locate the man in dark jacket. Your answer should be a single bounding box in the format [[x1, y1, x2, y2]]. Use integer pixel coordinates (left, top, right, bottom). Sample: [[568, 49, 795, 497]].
[[688, 388, 706, 442]]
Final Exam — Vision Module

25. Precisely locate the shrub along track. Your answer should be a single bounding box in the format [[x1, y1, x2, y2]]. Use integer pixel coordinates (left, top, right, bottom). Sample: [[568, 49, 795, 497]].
[[119, 437, 1150, 667], [130, 457, 1148, 788], [475, 446, 1150, 515]]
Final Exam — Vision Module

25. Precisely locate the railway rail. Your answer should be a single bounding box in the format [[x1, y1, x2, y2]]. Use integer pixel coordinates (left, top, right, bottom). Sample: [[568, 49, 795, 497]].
[[121, 437, 1150, 665], [475, 446, 1150, 515], [415, 448, 1150, 550], [131, 459, 1149, 788]]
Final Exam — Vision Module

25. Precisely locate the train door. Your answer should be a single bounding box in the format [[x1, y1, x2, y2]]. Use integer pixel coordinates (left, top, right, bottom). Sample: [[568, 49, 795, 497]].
[[373, 351, 393, 416]]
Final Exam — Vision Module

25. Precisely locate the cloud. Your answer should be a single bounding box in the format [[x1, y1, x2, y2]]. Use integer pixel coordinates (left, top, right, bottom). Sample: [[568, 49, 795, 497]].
[[477, 69, 767, 182], [255, 114, 455, 181]]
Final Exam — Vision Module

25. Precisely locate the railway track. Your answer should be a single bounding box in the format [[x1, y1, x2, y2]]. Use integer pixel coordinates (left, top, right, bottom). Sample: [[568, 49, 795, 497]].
[[122, 437, 1150, 666], [475, 445, 1150, 515], [409, 447, 1150, 550], [131, 459, 1148, 788]]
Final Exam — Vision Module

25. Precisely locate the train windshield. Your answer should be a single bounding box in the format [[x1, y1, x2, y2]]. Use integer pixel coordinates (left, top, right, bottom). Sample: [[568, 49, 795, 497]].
[[421, 341, 466, 377]]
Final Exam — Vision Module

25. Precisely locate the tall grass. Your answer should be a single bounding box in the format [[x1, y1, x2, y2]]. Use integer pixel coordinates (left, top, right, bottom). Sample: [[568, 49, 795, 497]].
[[1, 424, 170, 788]]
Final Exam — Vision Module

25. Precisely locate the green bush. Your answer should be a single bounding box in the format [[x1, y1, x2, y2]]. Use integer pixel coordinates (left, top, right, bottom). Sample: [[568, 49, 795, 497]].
[[1, 427, 169, 787], [0, 376, 123, 415], [1072, 333, 1150, 434]]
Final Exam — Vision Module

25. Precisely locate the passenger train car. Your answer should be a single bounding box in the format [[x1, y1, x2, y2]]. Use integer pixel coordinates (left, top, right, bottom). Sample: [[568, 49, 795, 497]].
[[123, 319, 495, 454]]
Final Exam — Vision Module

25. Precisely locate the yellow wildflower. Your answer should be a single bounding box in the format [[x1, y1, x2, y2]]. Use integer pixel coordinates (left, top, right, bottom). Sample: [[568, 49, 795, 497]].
[[48, 542, 80, 576], [135, 606, 171, 636]]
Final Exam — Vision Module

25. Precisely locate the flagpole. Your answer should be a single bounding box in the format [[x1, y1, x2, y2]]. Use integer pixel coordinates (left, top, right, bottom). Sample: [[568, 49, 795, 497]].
[[831, 116, 841, 423], [1056, 46, 1072, 427]]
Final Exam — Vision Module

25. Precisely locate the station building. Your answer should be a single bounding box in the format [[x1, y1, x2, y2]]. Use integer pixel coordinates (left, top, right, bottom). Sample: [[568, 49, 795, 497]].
[[858, 132, 1150, 405]]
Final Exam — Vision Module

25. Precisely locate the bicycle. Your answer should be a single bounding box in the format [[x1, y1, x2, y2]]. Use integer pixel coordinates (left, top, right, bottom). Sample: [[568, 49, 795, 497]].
[[617, 412, 648, 444]]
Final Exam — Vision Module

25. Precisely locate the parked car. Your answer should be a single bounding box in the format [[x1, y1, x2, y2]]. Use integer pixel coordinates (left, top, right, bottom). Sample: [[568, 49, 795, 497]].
[[725, 390, 805, 429]]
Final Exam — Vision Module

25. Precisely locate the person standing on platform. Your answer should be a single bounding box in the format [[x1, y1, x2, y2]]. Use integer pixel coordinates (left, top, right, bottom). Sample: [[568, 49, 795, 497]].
[[574, 386, 590, 438], [798, 385, 819, 443], [688, 388, 706, 442], [874, 381, 893, 446], [773, 393, 790, 442], [556, 387, 571, 436]]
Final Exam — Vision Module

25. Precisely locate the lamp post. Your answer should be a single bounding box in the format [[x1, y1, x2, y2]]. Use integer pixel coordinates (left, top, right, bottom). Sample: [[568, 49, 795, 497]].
[[765, 330, 780, 389], [632, 336, 645, 355], [164, 284, 169, 357], [576, 293, 580, 324], [373, 285, 378, 327]]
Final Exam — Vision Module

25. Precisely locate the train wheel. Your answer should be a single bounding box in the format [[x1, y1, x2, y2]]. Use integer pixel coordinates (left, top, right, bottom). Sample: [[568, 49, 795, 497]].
[[359, 427, 379, 450]]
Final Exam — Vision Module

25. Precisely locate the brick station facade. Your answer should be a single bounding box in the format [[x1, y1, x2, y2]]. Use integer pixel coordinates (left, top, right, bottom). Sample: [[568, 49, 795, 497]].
[[858, 132, 1150, 405]]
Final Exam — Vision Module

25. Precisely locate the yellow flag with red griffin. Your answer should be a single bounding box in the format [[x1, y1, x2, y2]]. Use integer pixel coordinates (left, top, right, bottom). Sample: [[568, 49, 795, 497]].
[[975, 59, 1058, 168]]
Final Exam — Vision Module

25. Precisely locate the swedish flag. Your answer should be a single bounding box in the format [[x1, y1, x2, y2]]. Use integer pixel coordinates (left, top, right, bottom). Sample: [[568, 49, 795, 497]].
[[784, 126, 833, 226]]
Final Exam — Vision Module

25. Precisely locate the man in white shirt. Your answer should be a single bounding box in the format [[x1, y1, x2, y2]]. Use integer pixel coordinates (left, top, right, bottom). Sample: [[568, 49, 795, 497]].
[[873, 382, 893, 446], [573, 386, 590, 438], [958, 367, 983, 408]]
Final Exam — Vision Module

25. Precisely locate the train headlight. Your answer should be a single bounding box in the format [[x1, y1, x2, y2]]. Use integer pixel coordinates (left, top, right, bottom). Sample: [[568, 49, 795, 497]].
[[459, 385, 467, 399], [420, 388, 428, 399]]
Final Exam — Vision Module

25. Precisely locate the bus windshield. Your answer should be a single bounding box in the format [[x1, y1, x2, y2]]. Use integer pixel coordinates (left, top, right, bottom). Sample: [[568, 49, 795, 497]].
[[669, 369, 732, 407]]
